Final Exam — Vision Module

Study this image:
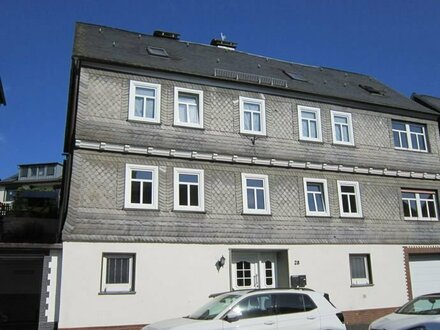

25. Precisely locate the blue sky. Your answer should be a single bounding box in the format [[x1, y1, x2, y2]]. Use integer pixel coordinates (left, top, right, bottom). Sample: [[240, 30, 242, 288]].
[[1, 0, 439, 179]]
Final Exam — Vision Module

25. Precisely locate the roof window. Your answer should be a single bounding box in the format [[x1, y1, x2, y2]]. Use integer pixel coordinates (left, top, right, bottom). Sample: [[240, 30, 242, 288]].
[[359, 84, 385, 96], [147, 46, 169, 57], [283, 70, 308, 82]]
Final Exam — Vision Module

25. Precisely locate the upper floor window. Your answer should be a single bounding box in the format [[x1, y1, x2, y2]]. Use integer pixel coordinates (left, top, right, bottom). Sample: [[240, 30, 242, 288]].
[[337, 181, 362, 218], [30, 167, 37, 177], [239, 97, 266, 136], [304, 178, 329, 216], [241, 173, 271, 214], [298, 106, 322, 142], [20, 167, 28, 178], [129, 81, 161, 123], [47, 165, 55, 176], [124, 164, 158, 209], [401, 189, 438, 221], [331, 111, 354, 145], [349, 254, 372, 286], [174, 87, 203, 128], [101, 253, 135, 293], [392, 120, 427, 152], [174, 168, 204, 212]]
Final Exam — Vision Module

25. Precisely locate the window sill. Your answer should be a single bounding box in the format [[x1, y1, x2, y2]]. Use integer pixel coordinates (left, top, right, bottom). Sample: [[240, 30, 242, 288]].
[[404, 218, 438, 222], [124, 207, 159, 211], [127, 118, 161, 125], [173, 124, 205, 130], [340, 216, 364, 220], [240, 131, 267, 137], [305, 214, 331, 218], [242, 212, 272, 216], [350, 284, 374, 288], [332, 142, 356, 148], [99, 291, 136, 295], [299, 139, 324, 144], [173, 209, 206, 214], [393, 148, 429, 154]]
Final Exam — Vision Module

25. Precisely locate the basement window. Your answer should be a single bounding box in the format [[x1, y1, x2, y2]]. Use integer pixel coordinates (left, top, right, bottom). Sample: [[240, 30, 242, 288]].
[[147, 46, 169, 57]]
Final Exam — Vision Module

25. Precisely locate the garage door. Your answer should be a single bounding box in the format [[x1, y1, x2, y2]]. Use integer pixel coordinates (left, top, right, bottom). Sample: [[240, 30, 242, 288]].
[[409, 254, 440, 298]]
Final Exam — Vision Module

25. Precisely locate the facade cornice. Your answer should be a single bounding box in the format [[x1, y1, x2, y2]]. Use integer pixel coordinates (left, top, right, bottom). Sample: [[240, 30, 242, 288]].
[[75, 139, 440, 181]]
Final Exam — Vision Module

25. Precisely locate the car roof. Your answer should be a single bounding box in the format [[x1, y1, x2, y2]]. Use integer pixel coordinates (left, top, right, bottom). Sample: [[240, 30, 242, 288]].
[[209, 287, 316, 298]]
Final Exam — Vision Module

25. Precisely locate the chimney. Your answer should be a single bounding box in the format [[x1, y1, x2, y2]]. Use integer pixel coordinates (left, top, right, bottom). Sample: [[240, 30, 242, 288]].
[[153, 30, 180, 40], [210, 39, 237, 50]]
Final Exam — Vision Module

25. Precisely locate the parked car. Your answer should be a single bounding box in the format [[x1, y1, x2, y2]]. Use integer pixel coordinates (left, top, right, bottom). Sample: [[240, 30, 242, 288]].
[[143, 288, 346, 330], [369, 293, 440, 330]]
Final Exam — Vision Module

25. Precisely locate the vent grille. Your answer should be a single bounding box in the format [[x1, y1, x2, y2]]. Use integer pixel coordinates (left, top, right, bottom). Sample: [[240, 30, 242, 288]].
[[214, 68, 288, 88]]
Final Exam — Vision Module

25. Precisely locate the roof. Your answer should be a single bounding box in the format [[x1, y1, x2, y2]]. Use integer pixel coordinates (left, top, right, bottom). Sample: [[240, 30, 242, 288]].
[[18, 162, 62, 167], [73, 22, 436, 117], [412, 93, 440, 113], [0, 78, 6, 106]]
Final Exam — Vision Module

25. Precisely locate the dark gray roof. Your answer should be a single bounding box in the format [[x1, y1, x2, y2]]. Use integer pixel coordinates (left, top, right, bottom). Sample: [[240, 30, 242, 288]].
[[73, 22, 437, 117], [412, 93, 440, 113]]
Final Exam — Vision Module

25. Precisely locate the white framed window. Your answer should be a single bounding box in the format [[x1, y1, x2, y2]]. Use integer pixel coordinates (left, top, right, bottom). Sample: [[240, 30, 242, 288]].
[[392, 120, 427, 152], [349, 254, 372, 286], [304, 178, 329, 216], [241, 173, 271, 214], [124, 164, 158, 209], [298, 106, 322, 142], [174, 168, 204, 212], [331, 111, 354, 145], [129, 81, 161, 123], [337, 181, 362, 218], [402, 189, 438, 221], [239, 97, 266, 136], [174, 87, 203, 128], [101, 253, 135, 293]]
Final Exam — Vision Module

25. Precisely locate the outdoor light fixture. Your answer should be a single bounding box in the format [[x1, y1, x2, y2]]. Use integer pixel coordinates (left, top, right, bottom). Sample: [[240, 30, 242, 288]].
[[216, 255, 226, 271]]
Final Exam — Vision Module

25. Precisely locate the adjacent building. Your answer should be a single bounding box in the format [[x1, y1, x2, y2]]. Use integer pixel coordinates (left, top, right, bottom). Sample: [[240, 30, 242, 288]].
[[0, 162, 63, 330], [59, 23, 440, 329]]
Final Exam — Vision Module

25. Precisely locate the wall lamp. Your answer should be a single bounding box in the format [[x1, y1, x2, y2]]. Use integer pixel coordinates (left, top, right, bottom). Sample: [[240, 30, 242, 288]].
[[216, 255, 226, 271]]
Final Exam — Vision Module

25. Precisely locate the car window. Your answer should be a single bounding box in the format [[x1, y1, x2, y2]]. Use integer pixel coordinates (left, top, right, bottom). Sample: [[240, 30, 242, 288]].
[[275, 293, 317, 315], [397, 296, 440, 315], [189, 293, 242, 320], [230, 294, 275, 320]]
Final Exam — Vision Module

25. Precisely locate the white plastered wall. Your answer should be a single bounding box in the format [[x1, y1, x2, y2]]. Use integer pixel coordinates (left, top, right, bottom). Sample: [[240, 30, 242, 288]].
[[59, 242, 408, 328]]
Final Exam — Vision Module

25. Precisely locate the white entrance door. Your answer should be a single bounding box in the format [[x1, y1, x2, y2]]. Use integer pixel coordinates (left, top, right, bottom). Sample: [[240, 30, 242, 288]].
[[232, 252, 277, 290], [409, 254, 440, 297]]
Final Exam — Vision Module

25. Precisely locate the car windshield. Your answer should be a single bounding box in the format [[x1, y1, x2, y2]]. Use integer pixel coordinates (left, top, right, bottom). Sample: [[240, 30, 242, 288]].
[[188, 293, 242, 320], [397, 296, 440, 315]]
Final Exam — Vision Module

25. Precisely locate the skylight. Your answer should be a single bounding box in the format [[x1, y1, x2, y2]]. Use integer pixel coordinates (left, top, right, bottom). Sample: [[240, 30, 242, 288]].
[[283, 70, 308, 82], [147, 46, 169, 57], [359, 84, 384, 96]]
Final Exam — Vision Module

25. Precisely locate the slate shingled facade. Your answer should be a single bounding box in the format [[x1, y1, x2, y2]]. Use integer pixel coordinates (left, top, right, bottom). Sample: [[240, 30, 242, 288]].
[[59, 23, 440, 329]]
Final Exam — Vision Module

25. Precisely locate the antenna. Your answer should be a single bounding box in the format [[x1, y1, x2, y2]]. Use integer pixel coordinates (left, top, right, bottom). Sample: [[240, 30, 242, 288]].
[[220, 32, 226, 41]]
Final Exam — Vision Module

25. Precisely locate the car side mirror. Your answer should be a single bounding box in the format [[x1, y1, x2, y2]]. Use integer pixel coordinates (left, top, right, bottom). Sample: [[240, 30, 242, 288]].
[[224, 309, 241, 323]]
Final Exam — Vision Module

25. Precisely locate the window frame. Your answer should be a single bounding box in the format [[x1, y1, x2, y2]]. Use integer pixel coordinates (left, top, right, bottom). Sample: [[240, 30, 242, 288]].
[[392, 120, 428, 153], [174, 87, 204, 129], [298, 105, 322, 142], [128, 80, 161, 123], [239, 97, 266, 136], [124, 164, 159, 210], [173, 168, 205, 212], [401, 189, 438, 221], [100, 253, 135, 294], [337, 181, 362, 218], [331, 111, 354, 146], [241, 173, 271, 215], [303, 178, 330, 217], [349, 254, 372, 287]]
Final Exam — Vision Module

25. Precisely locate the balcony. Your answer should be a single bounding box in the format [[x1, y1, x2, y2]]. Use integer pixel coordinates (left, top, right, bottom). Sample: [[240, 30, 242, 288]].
[[0, 191, 60, 243]]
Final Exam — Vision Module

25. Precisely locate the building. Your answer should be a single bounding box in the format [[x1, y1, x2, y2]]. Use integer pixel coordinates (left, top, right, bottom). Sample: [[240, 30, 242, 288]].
[[412, 93, 440, 113], [0, 162, 63, 330], [59, 22, 440, 329]]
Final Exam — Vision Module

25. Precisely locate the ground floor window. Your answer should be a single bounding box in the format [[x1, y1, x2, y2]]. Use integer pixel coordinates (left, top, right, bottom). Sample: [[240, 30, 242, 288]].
[[349, 254, 372, 286], [101, 253, 135, 293]]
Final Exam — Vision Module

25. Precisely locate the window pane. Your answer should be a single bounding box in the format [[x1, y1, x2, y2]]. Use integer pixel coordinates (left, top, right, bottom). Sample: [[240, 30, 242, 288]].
[[131, 182, 141, 203], [256, 190, 265, 210], [350, 256, 366, 278], [20, 168, 28, 177], [38, 167, 45, 176], [179, 104, 187, 122], [142, 182, 152, 204], [179, 174, 198, 183], [179, 94, 197, 105], [47, 166, 55, 176], [188, 104, 199, 124], [411, 134, 419, 150], [393, 131, 401, 147], [136, 87, 155, 97], [342, 126, 350, 142], [335, 125, 342, 141], [350, 195, 357, 213], [410, 124, 423, 133], [244, 112, 252, 130], [247, 179, 264, 188], [428, 201, 437, 218], [135, 97, 144, 117], [335, 116, 347, 124], [410, 200, 418, 217], [316, 194, 325, 212], [403, 199, 410, 217], [421, 201, 429, 218], [107, 257, 129, 284], [302, 111, 315, 119], [244, 102, 260, 111], [132, 170, 152, 180], [179, 184, 188, 206], [392, 121, 405, 130], [307, 193, 316, 212], [253, 113, 261, 132], [341, 185, 355, 193], [310, 121, 317, 138], [401, 133, 409, 148], [342, 195, 349, 213], [189, 185, 199, 206], [307, 183, 321, 192], [418, 135, 426, 151], [402, 192, 416, 199], [302, 120, 309, 137], [31, 167, 37, 176], [145, 99, 155, 118], [247, 189, 256, 209]]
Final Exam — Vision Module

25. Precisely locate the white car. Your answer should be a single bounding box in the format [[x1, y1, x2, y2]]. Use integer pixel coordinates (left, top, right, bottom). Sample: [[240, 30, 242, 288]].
[[369, 293, 440, 330], [143, 288, 346, 330]]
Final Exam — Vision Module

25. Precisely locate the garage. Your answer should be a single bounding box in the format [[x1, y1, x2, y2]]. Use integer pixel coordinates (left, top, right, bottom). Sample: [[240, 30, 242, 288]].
[[409, 254, 440, 298]]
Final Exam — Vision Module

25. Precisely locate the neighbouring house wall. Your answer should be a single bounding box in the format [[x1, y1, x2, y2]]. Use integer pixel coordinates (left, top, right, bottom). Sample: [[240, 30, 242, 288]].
[[59, 242, 411, 329], [74, 67, 440, 174]]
